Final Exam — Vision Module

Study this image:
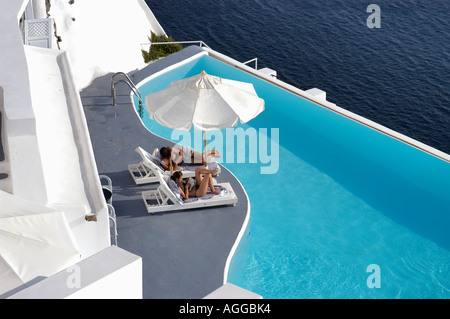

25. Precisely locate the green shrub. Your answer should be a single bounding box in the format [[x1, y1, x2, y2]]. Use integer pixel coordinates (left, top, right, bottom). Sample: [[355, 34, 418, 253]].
[[142, 32, 184, 63]]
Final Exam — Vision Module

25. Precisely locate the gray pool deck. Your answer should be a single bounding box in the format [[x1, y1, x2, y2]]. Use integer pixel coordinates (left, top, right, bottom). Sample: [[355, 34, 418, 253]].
[[80, 46, 249, 299]]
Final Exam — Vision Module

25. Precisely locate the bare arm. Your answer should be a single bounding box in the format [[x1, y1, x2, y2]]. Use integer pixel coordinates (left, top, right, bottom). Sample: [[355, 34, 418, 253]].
[[178, 183, 190, 199], [160, 158, 178, 171]]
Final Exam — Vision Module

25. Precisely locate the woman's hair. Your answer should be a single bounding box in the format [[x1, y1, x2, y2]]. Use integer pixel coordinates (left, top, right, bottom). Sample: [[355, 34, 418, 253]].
[[159, 147, 171, 159], [171, 171, 183, 181]]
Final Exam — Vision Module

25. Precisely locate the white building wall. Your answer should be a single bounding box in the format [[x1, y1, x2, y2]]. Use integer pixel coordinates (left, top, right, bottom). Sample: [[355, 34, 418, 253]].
[[0, 0, 166, 298], [7, 246, 143, 299], [44, 0, 167, 89]]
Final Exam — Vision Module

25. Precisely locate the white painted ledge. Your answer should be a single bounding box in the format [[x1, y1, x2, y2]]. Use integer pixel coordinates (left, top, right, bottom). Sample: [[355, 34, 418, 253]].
[[6, 246, 143, 299], [203, 283, 262, 299]]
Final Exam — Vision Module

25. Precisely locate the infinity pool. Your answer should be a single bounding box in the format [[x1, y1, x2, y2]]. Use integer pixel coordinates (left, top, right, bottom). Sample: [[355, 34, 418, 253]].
[[135, 53, 450, 298]]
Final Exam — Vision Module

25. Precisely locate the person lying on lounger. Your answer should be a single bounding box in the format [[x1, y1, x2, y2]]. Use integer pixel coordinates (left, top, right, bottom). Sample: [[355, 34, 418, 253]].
[[158, 147, 179, 171], [159, 145, 220, 171], [167, 168, 221, 200]]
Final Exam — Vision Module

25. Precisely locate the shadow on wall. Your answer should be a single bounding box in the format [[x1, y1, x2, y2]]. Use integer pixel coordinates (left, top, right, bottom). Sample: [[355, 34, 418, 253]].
[[0, 87, 4, 161], [0, 87, 11, 190]]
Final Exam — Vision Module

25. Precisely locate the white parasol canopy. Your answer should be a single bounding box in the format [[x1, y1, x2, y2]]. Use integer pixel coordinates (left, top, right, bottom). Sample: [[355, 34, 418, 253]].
[[145, 70, 265, 160], [145, 70, 265, 131], [0, 190, 81, 295]]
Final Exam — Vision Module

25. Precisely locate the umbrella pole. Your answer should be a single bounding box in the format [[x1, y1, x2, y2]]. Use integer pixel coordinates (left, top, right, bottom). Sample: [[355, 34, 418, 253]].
[[203, 131, 207, 168]]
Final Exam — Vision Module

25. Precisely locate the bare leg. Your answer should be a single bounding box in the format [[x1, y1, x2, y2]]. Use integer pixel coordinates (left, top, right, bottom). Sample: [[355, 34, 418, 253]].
[[194, 167, 219, 180], [185, 149, 221, 166], [204, 150, 221, 164], [195, 167, 220, 197], [206, 150, 221, 158]]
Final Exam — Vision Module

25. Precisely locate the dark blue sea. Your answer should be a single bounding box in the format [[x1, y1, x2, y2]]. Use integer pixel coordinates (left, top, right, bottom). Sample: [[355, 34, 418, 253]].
[[145, 0, 449, 155]]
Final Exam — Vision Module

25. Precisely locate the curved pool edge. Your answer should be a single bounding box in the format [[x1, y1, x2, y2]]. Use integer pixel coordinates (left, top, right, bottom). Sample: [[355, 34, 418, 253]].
[[130, 87, 252, 287], [130, 111, 252, 288], [131, 53, 252, 289], [128, 46, 254, 296], [221, 164, 251, 285]]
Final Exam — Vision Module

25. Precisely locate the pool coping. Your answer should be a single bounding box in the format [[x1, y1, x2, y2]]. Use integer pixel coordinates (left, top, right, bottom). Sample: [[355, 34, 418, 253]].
[[203, 48, 450, 164]]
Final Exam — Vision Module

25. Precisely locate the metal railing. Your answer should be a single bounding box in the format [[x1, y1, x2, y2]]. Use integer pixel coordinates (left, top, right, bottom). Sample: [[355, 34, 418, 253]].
[[242, 58, 258, 70], [107, 204, 118, 246], [140, 40, 211, 52], [111, 72, 144, 117], [141, 40, 258, 70]]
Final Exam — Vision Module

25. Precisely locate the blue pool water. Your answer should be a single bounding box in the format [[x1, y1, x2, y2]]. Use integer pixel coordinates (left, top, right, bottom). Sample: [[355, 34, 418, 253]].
[[135, 54, 450, 298]]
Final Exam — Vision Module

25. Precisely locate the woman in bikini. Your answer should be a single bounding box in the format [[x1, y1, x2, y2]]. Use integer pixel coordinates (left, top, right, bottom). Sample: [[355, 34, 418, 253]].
[[168, 167, 221, 200]]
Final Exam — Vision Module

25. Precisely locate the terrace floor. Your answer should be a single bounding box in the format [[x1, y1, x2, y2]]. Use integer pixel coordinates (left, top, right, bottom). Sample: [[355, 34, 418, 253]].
[[80, 46, 249, 299]]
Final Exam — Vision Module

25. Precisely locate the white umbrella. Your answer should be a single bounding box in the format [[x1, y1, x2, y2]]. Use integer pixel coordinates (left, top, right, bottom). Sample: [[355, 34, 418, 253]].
[[145, 70, 265, 162], [0, 190, 81, 295]]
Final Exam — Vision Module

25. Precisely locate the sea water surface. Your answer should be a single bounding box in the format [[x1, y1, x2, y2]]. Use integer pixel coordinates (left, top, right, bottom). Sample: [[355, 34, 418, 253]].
[[145, 0, 450, 154], [143, 0, 450, 298]]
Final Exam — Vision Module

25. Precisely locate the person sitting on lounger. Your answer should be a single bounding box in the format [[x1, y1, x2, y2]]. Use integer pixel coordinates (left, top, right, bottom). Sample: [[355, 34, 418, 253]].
[[168, 168, 220, 201]]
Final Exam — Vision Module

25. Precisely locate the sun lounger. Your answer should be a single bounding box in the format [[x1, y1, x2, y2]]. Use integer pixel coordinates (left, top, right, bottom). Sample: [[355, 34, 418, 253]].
[[141, 169, 238, 214], [152, 146, 221, 175], [128, 146, 220, 185], [128, 146, 196, 185]]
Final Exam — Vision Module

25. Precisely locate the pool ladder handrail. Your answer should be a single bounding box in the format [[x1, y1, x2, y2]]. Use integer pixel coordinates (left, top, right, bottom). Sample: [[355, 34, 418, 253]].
[[107, 204, 118, 246], [111, 72, 144, 117]]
